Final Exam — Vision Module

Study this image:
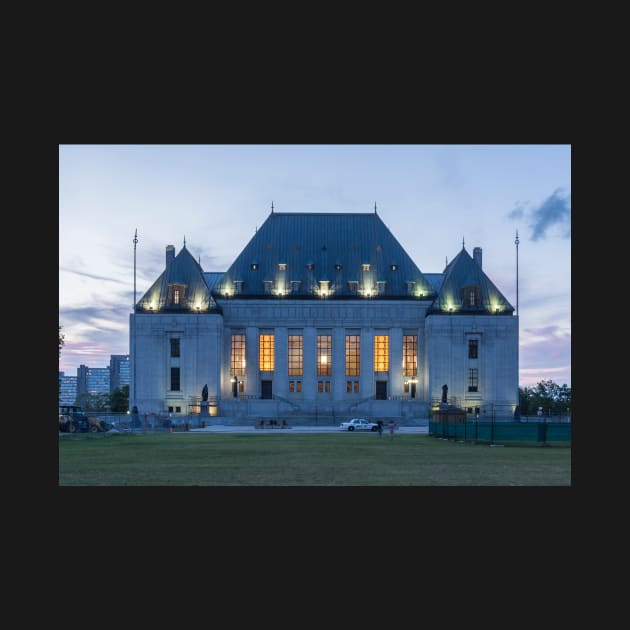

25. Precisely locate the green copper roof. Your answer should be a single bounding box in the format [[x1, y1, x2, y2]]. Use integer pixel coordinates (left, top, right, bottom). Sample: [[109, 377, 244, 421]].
[[215, 212, 435, 298], [428, 247, 514, 315], [136, 246, 219, 313]]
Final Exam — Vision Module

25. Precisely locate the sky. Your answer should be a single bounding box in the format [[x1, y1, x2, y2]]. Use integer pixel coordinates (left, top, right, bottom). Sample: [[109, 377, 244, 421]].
[[59, 144, 571, 387]]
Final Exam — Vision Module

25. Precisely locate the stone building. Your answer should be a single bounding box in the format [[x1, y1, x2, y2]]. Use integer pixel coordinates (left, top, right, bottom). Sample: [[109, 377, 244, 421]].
[[130, 211, 518, 423]]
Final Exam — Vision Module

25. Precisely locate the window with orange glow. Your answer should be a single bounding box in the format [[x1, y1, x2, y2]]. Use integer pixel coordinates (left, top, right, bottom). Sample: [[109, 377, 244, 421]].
[[402, 335, 417, 376], [317, 335, 332, 376], [374, 335, 389, 372], [259, 334, 275, 371], [231, 334, 246, 376]]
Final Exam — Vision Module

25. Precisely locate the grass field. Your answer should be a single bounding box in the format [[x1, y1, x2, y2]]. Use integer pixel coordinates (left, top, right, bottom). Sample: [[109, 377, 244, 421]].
[[58, 432, 571, 486]]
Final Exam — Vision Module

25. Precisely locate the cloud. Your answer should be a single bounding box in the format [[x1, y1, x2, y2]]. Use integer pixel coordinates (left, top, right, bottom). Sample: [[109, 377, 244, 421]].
[[507, 188, 571, 241], [60, 267, 126, 284]]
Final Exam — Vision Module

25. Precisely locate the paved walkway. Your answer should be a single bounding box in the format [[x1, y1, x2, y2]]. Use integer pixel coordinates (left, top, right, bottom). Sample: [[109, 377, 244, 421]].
[[188, 425, 429, 434]]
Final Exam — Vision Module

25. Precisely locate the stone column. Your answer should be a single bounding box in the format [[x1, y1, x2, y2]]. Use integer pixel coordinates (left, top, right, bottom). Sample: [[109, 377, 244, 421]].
[[389, 327, 403, 397], [332, 327, 345, 400], [245, 326, 258, 397], [303, 326, 317, 400], [360, 328, 374, 398], [274, 327, 288, 398]]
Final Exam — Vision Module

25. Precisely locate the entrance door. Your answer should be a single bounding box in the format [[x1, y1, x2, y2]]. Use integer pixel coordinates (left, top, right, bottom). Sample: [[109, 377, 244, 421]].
[[410, 382, 416, 399], [261, 380, 273, 399], [375, 380, 387, 400]]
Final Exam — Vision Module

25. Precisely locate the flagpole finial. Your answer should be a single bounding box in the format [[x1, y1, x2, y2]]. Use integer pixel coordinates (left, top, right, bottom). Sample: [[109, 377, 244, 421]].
[[374, 202, 377, 214], [271, 201, 274, 213], [183, 235, 186, 247]]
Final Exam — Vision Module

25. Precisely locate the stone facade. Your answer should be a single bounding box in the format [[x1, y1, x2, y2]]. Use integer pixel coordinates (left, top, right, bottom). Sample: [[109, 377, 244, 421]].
[[129, 212, 519, 422]]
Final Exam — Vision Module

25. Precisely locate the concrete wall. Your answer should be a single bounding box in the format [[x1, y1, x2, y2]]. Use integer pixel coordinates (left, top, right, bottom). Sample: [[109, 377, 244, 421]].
[[425, 314, 519, 417], [130, 312, 223, 415]]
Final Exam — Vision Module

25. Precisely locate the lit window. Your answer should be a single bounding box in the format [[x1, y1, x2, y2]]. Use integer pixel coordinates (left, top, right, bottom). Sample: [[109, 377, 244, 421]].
[[362, 263, 370, 271], [167, 283, 187, 306], [402, 335, 417, 376], [468, 368, 478, 392], [259, 334, 275, 371], [278, 263, 287, 271], [231, 334, 246, 376], [374, 335, 389, 372], [345, 335, 360, 376], [319, 280, 329, 297], [288, 335, 303, 376], [346, 380, 360, 394], [463, 285, 480, 308], [317, 335, 332, 376], [318, 381, 331, 393]]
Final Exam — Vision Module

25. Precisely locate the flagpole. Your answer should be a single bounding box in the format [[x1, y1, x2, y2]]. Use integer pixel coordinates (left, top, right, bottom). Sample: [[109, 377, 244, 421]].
[[132, 229, 138, 411], [515, 230, 519, 316]]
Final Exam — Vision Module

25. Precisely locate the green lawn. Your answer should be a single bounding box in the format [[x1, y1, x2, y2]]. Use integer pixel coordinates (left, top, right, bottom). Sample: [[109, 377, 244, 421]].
[[58, 432, 571, 486]]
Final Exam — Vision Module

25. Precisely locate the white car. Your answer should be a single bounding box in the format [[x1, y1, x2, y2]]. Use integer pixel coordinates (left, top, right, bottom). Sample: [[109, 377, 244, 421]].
[[339, 418, 379, 432]]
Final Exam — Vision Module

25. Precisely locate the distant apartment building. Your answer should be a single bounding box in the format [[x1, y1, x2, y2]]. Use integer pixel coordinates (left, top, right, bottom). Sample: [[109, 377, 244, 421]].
[[109, 354, 130, 392], [77, 365, 110, 395], [59, 372, 78, 405]]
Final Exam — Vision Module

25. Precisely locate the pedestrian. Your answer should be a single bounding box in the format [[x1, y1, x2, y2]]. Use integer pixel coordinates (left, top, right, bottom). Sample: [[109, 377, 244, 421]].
[[377, 419, 383, 437], [388, 420, 396, 440]]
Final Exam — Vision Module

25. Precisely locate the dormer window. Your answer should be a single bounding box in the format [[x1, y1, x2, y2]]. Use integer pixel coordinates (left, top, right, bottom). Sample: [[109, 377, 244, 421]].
[[263, 280, 273, 295], [166, 283, 187, 307], [251, 263, 258, 270], [233, 280, 243, 295], [390, 264, 398, 271], [319, 280, 330, 297], [376, 281, 386, 295], [278, 263, 287, 271], [463, 285, 481, 308], [290, 280, 301, 294], [362, 263, 370, 271], [334, 263, 342, 271]]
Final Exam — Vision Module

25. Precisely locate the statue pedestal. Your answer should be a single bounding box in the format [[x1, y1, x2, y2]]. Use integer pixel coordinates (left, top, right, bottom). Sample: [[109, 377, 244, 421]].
[[200, 401, 210, 417]]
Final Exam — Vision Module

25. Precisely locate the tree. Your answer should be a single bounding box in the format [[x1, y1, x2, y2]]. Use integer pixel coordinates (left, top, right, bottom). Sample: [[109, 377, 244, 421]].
[[75, 392, 110, 412], [108, 385, 129, 412], [519, 380, 571, 416]]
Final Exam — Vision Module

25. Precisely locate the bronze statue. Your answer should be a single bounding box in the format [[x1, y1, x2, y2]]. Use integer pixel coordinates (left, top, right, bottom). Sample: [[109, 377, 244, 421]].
[[441, 384, 448, 403], [202, 384, 208, 402]]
